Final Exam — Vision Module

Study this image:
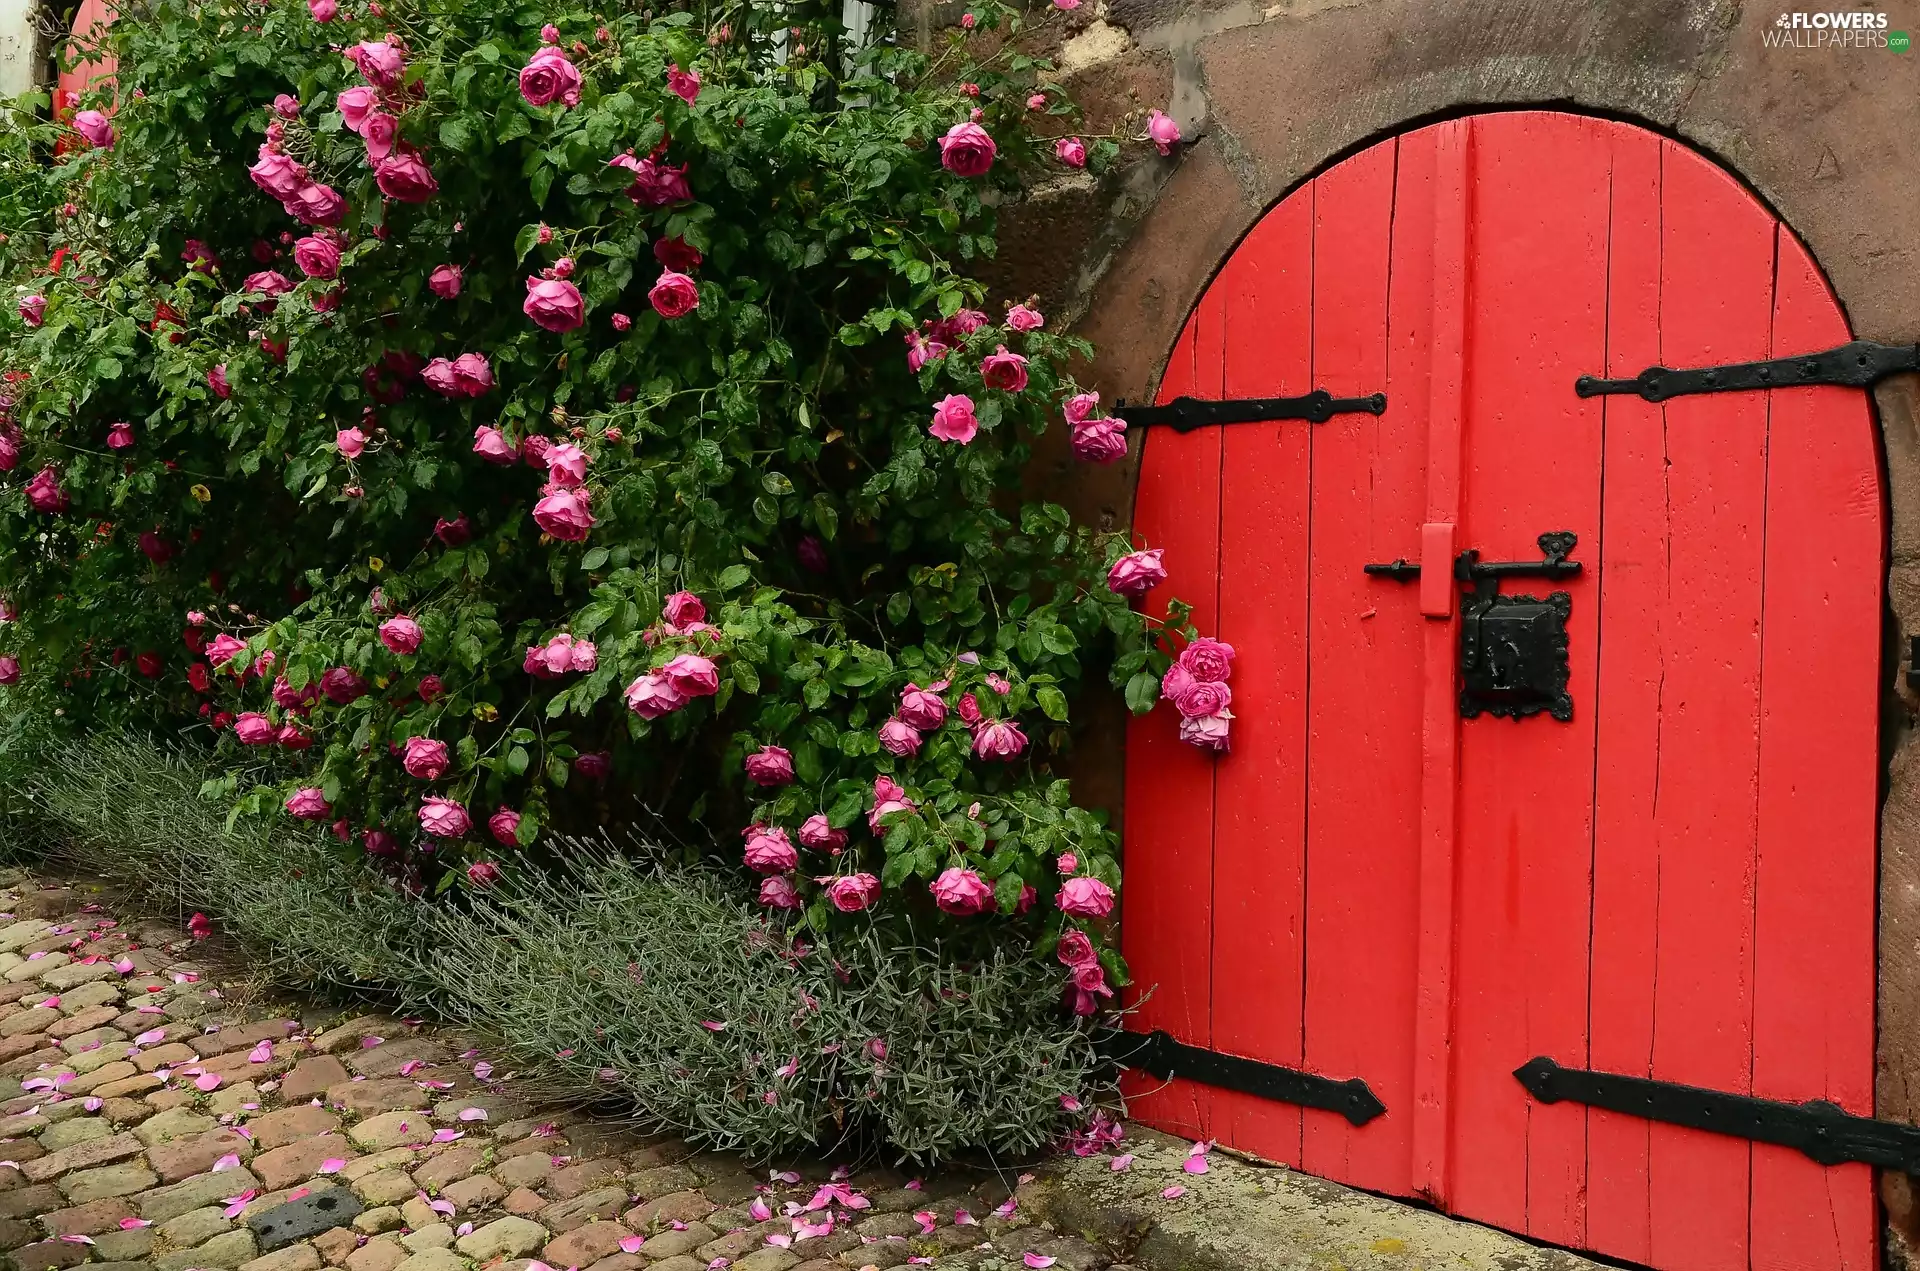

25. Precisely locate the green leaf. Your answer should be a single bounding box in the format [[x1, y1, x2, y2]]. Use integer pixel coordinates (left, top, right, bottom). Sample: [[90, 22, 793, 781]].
[[507, 746, 530, 775], [1124, 671, 1160, 714], [580, 547, 609, 570], [717, 564, 751, 591], [530, 165, 553, 208], [92, 356, 121, 379], [1037, 686, 1069, 721], [439, 117, 473, 152], [732, 661, 760, 694]]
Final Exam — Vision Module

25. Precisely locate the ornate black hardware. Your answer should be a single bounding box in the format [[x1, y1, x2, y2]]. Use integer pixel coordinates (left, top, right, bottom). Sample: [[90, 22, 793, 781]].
[[1576, 339, 1920, 403], [1116, 390, 1387, 433], [1514, 1056, 1920, 1172], [1097, 1029, 1386, 1127], [1363, 559, 1420, 582], [1456, 532, 1580, 722]]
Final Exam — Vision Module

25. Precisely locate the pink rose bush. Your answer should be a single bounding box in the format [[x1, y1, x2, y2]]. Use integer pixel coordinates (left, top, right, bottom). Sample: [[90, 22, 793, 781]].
[[2, 0, 1176, 1024]]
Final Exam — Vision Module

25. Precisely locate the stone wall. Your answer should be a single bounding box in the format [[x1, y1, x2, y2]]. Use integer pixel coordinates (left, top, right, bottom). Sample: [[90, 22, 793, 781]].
[[977, 0, 1920, 1252]]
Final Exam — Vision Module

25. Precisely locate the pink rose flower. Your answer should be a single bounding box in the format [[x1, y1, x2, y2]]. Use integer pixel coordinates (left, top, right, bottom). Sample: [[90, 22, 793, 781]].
[[273, 93, 300, 119], [1057, 875, 1115, 918], [308, 0, 336, 20], [612, 312, 632, 331], [931, 866, 993, 915], [980, 345, 1028, 392], [284, 182, 347, 226], [648, 270, 699, 319], [938, 121, 997, 177], [106, 422, 134, 449], [1056, 851, 1079, 874], [402, 735, 450, 779], [743, 825, 798, 874], [928, 394, 978, 444], [336, 86, 377, 133], [519, 47, 582, 108], [1062, 392, 1100, 425], [1172, 677, 1231, 719], [347, 40, 406, 87], [321, 666, 367, 703], [1178, 636, 1235, 683], [524, 276, 586, 332], [744, 745, 795, 787], [877, 718, 922, 757], [759, 875, 802, 910], [1178, 710, 1232, 752], [293, 235, 341, 279], [574, 751, 610, 780], [419, 796, 471, 838], [654, 235, 702, 272], [488, 806, 522, 846], [1006, 304, 1043, 331], [540, 23, 560, 41], [533, 487, 595, 541], [334, 426, 366, 459], [1054, 136, 1087, 168], [467, 861, 502, 887], [525, 633, 595, 677], [0, 655, 17, 685], [181, 240, 218, 272], [905, 333, 946, 373], [26, 466, 70, 513], [363, 828, 398, 856], [233, 712, 275, 745], [379, 615, 423, 655], [1056, 929, 1098, 967], [242, 271, 293, 302], [1106, 548, 1166, 597], [73, 110, 114, 149], [826, 874, 881, 913], [1147, 109, 1181, 155], [472, 426, 515, 464], [449, 353, 492, 396], [545, 442, 590, 488], [609, 153, 692, 206], [798, 815, 847, 851], [972, 719, 1027, 761], [668, 64, 701, 103], [249, 146, 308, 200], [662, 590, 706, 627], [360, 112, 397, 160], [428, 263, 463, 299], [662, 653, 720, 698], [624, 671, 686, 718], [375, 153, 438, 203], [1071, 417, 1127, 463], [897, 683, 946, 731], [285, 787, 332, 820], [16, 295, 45, 327]]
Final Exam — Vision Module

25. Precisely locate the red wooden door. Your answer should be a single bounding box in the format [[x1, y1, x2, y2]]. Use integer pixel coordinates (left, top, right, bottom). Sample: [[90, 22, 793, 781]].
[[1121, 111, 1883, 1271]]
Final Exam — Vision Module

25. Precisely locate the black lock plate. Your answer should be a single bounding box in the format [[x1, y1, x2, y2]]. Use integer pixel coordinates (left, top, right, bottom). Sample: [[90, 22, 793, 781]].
[[1459, 590, 1573, 720]]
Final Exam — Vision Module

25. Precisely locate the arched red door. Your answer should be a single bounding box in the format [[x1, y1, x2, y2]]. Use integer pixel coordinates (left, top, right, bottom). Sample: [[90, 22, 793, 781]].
[[1120, 112, 1882, 1271]]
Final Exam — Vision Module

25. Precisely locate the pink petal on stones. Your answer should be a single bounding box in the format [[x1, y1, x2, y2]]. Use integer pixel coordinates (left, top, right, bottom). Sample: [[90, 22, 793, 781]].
[[748, 1199, 771, 1222], [196, 1073, 223, 1091], [1024, 1256, 1057, 1269], [457, 1223, 473, 1237], [431, 1129, 463, 1143], [212, 1154, 241, 1172], [619, 1237, 645, 1254], [360, 1036, 384, 1048], [1182, 1156, 1209, 1174], [59, 1235, 94, 1245], [318, 1159, 346, 1174], [287, 1187, 310, 1203], [1110, 1154, 1134, 1171], [248, 1041, 273, 1063], [83, 1098, 102, 1111], [119, 1219, 152, 1230], [472, 1061, 493, 1080], [398, 1060, 424, 1076], [222, 1190, 258, 1218], [134, 1028, 165, 1045], [457, 1107, 487, 1121], [428, 1198, 455, 1216], [765, 1234, 792, 1249], [1161, 1186, 1187, 1199]]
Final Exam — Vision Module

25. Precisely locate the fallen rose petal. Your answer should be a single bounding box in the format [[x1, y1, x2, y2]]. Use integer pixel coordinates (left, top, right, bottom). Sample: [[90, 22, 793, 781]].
[[431, 1129, 464, 1143], [1183, 1156, 1209, 1174], [749, 1199, 772, 1221], [1023, 1257, 1057, 1269], [113, 958, 134, 974], [248, 1041, 273, 1063], [1187, 1139, 1212, 1156], [287, 1187, 310, 1203], [701, 1021, 726, 1031], [59, 1235, 93, 1245], [428, 1198, 455, 1215], [765, 1234, 792, 1249], [954, 1210, 977, 1226], [83, 1098, 101, 1111], [361, 1036, 384, 1048], [1161, 1185, 1187, 1199], [619, 1236, 645, 1254], [456, 1223, 474, 1237], [770, 1169, 800, 1183], [1109, 1154, 1134, 1171], [472, 1061, 493, 1080], [457, 1107, 488, 1121], [904, 1179, 923, 1191], [318, 1158, 346, 1174], [912, 1211, 936, 1234], [994, 1197, 1017, 1217], [222, 1190, 258, 1218], [119, 1219, 152, 1230], [398, 1060, 424, 1076], [195, 1073, 223, 1091], [212, 1154, 241, 1172]]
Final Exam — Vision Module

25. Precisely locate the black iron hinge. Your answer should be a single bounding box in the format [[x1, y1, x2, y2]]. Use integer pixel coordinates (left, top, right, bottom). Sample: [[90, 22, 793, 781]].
[[1116, 391, 1387, 433], [1576, 339, 1920, 403], [1515, 1056, 1919, 1172], [1096, 1028, 1386, 1126]]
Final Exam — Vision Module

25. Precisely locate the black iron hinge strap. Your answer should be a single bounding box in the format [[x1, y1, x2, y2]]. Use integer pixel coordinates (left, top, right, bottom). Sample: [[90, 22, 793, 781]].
[[1576, 339, 1920, 403], [1515, 1056, 1918, 1172], [1116, 391, 1387, 433], [1096, 1029, 1386, 1127]]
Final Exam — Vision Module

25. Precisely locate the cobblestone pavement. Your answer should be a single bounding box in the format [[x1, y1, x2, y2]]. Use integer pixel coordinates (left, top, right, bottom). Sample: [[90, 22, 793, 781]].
[[0, 878, 1126, 1271]]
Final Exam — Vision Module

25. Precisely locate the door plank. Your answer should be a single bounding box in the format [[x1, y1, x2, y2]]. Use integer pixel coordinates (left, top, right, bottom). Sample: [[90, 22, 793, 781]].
[[1405, 117, 1470, 1205], [1447, 112, 1611, 1248], [1641, 138, 1777, 1271], [1121, 307, 1220, 1139], [1300, 136, 1422, 1195], [1747, 231, 1881, 1271], [1207, 185, 1316, 1168], [1584, 119, 1665, 1269]]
